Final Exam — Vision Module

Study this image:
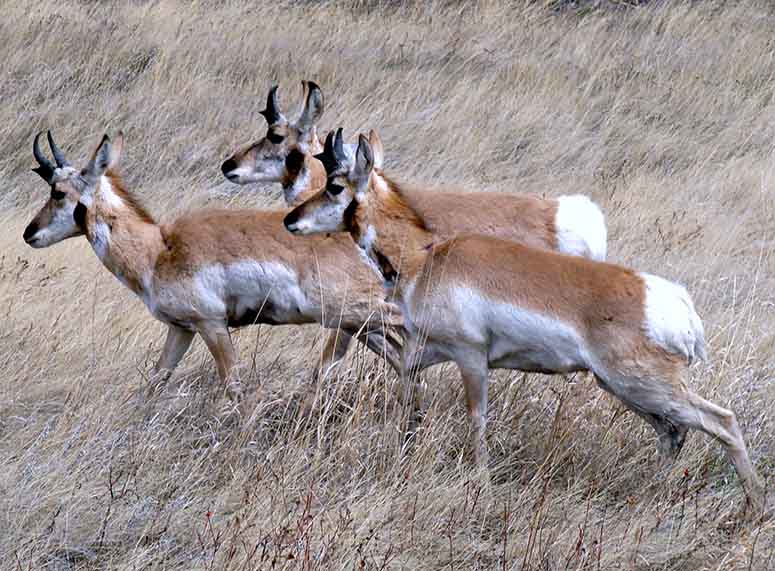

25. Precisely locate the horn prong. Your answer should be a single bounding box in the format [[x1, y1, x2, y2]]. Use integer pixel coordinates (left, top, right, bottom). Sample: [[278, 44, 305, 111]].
[[47, 131, 70, 168], [314, 129, 341, 176], [259, 84, 284, 125]]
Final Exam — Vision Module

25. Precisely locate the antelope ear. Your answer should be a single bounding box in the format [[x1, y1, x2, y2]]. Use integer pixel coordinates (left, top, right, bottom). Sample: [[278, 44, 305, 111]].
[[367, 129, 384, 170], [297, 80, 324, 130], [108, 131, 124, 170], [84, 134, 111, 183], [354, 134, 373, 180]]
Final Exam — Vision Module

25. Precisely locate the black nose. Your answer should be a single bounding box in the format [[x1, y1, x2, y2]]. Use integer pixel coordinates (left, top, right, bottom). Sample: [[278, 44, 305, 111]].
[[221, 158, 237, 178], [283, 209, 300, 231], [23, 222, 38, 242]]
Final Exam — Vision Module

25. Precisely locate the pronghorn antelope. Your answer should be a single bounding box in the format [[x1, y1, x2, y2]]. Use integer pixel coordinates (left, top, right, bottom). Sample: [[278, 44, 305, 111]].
[[283, 130, 767, 518], [220, 81, 326, 206], [23, 131, 403, 400], [283, 129, 607, 260], [222, 83, 606, 378], [223, 83, 607, 262]]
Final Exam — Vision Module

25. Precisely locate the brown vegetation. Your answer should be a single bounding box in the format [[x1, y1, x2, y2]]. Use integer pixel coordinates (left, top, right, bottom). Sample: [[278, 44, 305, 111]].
[[1, 1, 774, 568]]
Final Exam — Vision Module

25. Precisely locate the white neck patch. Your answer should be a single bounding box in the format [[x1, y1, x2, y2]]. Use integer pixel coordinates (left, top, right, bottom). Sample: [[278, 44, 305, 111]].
[[284, 168, 310, 206], [99, 175, 124, 208]]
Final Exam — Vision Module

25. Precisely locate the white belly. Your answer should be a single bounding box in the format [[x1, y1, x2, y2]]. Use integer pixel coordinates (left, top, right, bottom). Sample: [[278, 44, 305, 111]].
[[149, 261, 314, 327], [408, 286, 591, 374]]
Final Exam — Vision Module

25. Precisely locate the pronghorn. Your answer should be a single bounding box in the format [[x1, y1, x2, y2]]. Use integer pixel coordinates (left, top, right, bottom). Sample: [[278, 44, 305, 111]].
[[283, 130, 767, 518], [23, 131, 403, 401], [220, 81, 326, 206], [222, 82, 607, 262], [223, 82, 606, 378]]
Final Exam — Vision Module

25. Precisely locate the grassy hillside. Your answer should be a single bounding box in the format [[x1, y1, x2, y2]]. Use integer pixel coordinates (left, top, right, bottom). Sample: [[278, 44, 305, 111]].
[[1, 1, 774, 568]]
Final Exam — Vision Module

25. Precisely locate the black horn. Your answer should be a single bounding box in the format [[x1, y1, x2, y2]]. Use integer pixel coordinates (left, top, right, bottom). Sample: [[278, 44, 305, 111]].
[[31, 132, 55, 182], [47, 131, 70, 168], [314, 128, 343, 176], [333, 127, 346, 164], [259, 84, 284, 125]]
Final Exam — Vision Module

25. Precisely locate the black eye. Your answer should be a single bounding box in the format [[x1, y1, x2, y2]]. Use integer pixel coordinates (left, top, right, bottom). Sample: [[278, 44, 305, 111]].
[[51, 189, 66, 200], [267, 130, 285, 144], [327, 183, 345, 196]]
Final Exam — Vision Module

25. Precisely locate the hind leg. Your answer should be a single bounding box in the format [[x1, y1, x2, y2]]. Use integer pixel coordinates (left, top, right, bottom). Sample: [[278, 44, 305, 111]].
[[594, 371, 688, 461], [641, 412, 688, 464], [455, 349, 490, 468], [315, 329, 354, 380], [594, 365, 765, 519], [316, 327, 403, 380], [675, 392, 766, 518]]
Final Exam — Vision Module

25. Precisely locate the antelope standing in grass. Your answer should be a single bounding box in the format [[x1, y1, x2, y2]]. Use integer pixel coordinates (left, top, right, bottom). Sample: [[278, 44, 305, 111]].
[[223, 83, 607, 379], [23, 131, 403, 401], [283, 129, 767, 519]]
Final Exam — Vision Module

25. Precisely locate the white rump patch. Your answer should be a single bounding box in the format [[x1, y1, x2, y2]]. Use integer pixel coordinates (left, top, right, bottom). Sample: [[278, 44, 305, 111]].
[[640, 273, 707, 363], [555, 195, 607, 261]]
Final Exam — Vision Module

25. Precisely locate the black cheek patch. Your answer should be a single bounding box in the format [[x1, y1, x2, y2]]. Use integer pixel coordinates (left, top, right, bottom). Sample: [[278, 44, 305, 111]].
[[73, 202, 87, 229], [327, 183, 344, 196], [343, 198, 358, 233], [285, 148, 305, 174], [267, 130, 285, 144]]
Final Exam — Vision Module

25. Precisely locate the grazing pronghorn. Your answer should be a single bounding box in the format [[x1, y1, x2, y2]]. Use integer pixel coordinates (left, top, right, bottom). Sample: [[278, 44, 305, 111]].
[[283, 130, 767, 518], [23, 131, 403, 400]]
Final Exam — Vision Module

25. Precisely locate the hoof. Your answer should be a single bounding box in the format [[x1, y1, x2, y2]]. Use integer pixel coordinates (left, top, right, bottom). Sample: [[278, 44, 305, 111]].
[[225, 380, 244, 403]]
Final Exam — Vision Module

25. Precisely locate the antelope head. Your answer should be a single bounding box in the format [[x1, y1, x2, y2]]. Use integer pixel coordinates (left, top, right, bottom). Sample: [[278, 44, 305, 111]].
[[284, 128, 380, 236], [24, 131, 121, 248], [221, 81, 324, 184]]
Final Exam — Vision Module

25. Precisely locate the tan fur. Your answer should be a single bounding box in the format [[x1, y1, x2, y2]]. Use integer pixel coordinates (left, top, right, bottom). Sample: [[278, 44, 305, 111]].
[[221, 81, 325, 184], [406, 185, 559, 251], [26, 134, 403, 404], [286, 136, 766, 519]]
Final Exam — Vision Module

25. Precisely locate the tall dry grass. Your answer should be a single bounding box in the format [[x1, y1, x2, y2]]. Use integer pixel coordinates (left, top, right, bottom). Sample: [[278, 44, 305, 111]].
[[1, 0, 775, 568]]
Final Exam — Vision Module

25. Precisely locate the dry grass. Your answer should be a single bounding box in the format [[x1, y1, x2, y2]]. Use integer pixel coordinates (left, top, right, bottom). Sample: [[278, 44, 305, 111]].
[[2, 0, 775, 569]]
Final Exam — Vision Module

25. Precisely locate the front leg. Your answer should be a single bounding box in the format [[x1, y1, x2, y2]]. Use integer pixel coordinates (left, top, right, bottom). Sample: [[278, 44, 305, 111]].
[[358, 327, 403, 376], [148, 324, 195, 396], [197, 321, 242, 403], [315, 329, 355, 380]]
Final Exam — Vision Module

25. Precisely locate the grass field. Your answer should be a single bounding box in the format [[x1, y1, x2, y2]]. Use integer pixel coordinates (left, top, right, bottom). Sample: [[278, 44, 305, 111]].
[[2, 1, 775, 568]]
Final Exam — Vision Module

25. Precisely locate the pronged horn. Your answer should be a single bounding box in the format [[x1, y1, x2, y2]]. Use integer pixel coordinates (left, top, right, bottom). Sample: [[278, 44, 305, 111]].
[[32, 132, 55, 182], [47, 131, 70, 168], [314, 128, 344, 176], [333, 127, 346, 164], [259, 84, 284, 125]]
